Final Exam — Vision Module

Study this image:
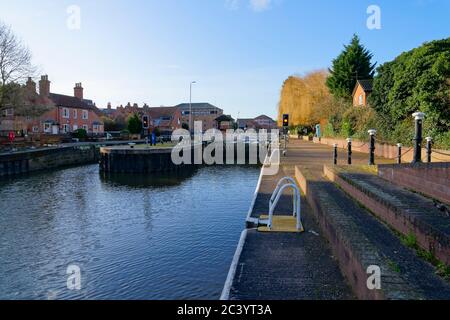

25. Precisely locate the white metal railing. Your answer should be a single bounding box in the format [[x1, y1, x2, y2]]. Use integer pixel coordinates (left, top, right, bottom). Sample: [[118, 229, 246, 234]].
[[270, 177, 298, 216], [261, 176, 303, 231]]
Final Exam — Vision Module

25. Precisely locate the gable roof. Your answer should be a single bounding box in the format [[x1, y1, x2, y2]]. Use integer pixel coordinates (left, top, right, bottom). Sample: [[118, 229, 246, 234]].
[[254, 115, 275, 121], [175, 103, 222, 111], [49, 93, 95, 110], [147, 107, 181, 129], [353, 79, 373, 96]]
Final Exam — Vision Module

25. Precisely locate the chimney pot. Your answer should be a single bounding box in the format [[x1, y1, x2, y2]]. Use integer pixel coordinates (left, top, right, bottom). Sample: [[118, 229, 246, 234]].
[[39, 75, 50, 97], [74, 82, 84, 100]]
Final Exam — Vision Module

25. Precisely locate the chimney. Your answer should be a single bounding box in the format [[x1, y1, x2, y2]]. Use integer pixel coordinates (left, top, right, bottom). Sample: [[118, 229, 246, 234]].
[[39, 75, 50, 97], [26, 77, 36, 94], [107, 102, 112, 110], [74, 82, 84, 100]]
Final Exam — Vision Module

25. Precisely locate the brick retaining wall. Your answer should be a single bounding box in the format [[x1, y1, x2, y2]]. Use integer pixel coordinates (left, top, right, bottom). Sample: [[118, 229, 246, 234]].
[[0, 146, 98, 177], [378, 162, 450, 205]]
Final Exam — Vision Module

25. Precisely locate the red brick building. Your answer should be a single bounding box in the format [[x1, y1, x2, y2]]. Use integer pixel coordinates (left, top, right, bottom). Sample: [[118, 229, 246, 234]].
[[100, 103, 183, 136], [237, 115, 278, 131], [25, 76, 104, 135], [352, 80, 373, 107]]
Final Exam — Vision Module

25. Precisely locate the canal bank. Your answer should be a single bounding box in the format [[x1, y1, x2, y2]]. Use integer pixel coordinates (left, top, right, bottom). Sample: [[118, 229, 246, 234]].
[[0, 141, 144, 178], [99, 142, 265, 174], [223, 139, 450, 300]]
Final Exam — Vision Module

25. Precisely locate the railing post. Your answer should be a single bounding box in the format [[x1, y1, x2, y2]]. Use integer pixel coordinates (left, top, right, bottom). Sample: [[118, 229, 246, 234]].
[[333, 143, 338, 165], [426, 137, 433, 163], [412, 112, 425, 164], [368, 129, 377, 166], [347, 138, 352, 165], [397, 143, 402, 164]]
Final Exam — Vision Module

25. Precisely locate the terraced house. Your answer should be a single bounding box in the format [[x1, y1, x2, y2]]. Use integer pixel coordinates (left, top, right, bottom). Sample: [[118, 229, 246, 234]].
[[3, 76, 104, 137]]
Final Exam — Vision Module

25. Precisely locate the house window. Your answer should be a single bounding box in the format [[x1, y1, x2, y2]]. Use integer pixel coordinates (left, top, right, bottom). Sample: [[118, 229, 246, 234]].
[[62, 124, 70, 133], [44, 123, 52, 133], [32, 126, 39, 133], [93, 124, 100, 133], [82, 124, 89, 132], [4, 108, 14, 116], [82, 110, 88, 120], [73, 125, 78, 131], [73, 110, 78, 119], [63, 108, 70, 118], [358, 94, 363, 106]]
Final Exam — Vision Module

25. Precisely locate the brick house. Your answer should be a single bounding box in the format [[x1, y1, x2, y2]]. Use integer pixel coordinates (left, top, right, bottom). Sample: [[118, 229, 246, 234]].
[[25, 76, 104, 135], [352, 79, 373, 107], [237, 115, 278, 131], [100, 103, 182, 136], [148, 106, 182, 136]]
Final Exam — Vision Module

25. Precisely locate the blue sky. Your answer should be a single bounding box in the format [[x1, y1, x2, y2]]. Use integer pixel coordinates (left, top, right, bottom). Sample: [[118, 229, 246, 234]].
[[0, 0, 449, 119]]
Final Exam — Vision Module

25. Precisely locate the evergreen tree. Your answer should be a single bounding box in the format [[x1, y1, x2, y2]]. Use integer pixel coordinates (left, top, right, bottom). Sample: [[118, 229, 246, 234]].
[[326, 34, 376, 99], [127, 114, 142, 135]]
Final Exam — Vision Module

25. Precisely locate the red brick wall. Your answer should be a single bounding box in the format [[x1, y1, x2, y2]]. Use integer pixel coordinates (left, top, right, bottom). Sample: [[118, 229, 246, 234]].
[[378, 162, 450, 205], [27, 107, 104, 134]]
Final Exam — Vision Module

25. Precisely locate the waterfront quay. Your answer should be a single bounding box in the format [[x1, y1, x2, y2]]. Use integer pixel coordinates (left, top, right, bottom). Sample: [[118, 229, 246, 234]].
[[99, 141, 266, 174], [0, 140, 145, 178], [222, 139, 450, 300]]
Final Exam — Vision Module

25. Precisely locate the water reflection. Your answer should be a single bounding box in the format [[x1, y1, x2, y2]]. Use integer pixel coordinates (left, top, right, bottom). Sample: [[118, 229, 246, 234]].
[[99, 167, 198, 188], [0, 164, 260, 300]]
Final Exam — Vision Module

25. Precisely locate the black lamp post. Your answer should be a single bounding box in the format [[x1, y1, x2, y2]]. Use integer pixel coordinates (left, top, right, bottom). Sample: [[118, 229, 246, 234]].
[[397, 143, 402, 164], [368, 129, 377, 166], [426, 137, 433, 163], [412, 112, 425, 164], [347, 138, 352, 165]]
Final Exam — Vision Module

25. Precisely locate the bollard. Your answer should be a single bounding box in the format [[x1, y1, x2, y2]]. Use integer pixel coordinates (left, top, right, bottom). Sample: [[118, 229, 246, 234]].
[[412, 112, 425, 163], [397, 143, 402, 164], [368, 129, 377, 165], [333, 143, 338, 165], [347, 138, 352, 165], [426, 137, 432, 163]]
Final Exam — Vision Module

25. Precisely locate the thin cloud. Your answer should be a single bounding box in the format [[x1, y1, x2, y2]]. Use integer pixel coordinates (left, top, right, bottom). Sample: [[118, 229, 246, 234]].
[[225, 0, 240, 10], [225, 0, 273, 12], [249, 0, 272, 12]]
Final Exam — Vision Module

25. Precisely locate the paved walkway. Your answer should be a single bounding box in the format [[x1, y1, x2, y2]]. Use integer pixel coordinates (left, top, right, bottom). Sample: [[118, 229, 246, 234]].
[[225, 139, 393, 300]]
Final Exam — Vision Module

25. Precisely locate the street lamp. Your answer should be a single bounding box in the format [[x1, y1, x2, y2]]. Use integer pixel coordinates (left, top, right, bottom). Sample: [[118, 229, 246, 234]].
[[189, 81, 196, 135]]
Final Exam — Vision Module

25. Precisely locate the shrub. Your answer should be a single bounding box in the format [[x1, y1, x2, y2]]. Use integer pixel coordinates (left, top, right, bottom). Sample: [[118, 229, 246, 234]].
[[73, 129, 87, 140]]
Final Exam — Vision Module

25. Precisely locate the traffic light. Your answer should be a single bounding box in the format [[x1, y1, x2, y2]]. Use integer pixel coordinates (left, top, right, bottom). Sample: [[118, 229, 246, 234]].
[[142, 115, 149, 129], [283, 114, 289, 128]]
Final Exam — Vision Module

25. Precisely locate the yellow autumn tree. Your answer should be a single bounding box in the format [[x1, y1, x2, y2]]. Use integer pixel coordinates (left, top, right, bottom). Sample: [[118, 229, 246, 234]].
[[277, 70, 331, 128]]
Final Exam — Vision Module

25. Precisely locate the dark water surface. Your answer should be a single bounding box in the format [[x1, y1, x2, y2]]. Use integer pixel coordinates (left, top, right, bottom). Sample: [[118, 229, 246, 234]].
[[0, 165, 260, 300]]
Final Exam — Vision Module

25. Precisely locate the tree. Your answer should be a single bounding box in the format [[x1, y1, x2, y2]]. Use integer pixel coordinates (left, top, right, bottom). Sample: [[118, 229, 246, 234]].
[[0, 22, 36, 112], [127, 113, 142, 134], [278, 70, 331, 129], [326, 34, 376, 99], [369, 37, 450, 147]]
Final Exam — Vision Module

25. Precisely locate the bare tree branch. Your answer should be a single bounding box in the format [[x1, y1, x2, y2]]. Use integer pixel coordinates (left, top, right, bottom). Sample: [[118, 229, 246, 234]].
[[0, 21, 52, 118]]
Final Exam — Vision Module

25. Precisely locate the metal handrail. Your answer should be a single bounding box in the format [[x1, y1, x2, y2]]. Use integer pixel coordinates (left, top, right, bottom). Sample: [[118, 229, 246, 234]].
[[270, 177, 297, 216], [267, 182, 303, 231]]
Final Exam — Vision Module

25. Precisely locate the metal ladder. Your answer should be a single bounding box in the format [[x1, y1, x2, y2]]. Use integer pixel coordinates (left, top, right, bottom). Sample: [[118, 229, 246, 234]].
[[259, 177, 303, 231]]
